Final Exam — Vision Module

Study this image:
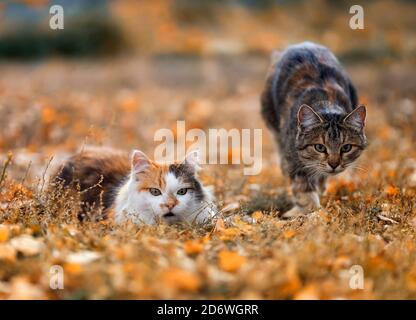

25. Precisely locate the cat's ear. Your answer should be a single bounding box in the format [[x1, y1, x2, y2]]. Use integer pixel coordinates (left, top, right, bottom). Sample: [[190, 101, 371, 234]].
[[343, 105, 366, 130], [131, 150, 150, 173], [183, 149, 201, 172], [297, 104, 323, 129], [270, 50, 282, 65]]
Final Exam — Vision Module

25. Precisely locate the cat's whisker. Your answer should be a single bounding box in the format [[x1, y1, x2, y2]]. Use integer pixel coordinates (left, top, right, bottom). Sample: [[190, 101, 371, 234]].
[[189, 200, 216, 225], [350, 165, 368, 173], [355, 165, 368, 172]]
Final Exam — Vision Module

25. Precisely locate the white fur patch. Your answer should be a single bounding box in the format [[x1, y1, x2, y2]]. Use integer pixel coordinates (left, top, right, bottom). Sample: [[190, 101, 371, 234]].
[[114, 171, 216, 226]]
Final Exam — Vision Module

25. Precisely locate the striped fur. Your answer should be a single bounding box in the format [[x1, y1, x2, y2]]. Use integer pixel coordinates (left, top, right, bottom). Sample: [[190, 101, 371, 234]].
[[261, 42, 367, 216]]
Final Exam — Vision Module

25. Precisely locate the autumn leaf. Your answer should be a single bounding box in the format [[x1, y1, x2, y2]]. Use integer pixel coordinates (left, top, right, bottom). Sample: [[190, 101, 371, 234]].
[[184, 240, 204, 255], [278, 260, 302, 296], [41, 106, 57, 124], [160, 268, 201, 292], [117, 91, 140, 113], [406, 270, 416, 290], [367, 255, 396, 271], [64, 263, 84, 275], [0, 244, 17, 262], [252, 211, 263, 220], [0, 225, 10, 243], [218, 227, 240, 241], [385, 185, 400, 197], [293, 283, 319, 300], [283, 230, 296, 239], [218, 250, 246, 272]]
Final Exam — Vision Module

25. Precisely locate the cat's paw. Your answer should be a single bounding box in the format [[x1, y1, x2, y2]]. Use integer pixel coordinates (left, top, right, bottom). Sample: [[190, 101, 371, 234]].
[[280, 206, 305, 219]]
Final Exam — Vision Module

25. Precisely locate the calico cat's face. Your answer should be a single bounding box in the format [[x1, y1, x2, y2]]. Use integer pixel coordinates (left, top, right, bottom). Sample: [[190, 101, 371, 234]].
[[296, 104, 367, 175], [126, 150, 210, 224]]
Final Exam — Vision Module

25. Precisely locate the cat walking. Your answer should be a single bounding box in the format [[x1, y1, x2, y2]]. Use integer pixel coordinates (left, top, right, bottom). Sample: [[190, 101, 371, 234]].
[[261, 42, 367, 217], [54, 146, 216, 225]]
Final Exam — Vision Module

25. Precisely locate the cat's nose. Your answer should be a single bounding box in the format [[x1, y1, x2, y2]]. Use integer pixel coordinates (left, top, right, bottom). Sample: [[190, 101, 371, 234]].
[[328, 159, 340, 170], [166, 203, 176, 210], [164, 198, 178, 210]]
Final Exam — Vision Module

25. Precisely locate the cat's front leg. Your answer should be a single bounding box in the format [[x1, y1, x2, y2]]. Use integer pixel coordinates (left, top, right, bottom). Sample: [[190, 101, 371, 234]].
[[282, 174, 321, 218], [317, 176, 327, 196]]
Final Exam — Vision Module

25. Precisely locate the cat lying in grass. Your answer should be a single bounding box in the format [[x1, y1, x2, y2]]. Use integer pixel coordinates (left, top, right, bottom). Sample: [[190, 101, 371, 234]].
[[54, 147, 216, 225], [261, 42, 367, 217]]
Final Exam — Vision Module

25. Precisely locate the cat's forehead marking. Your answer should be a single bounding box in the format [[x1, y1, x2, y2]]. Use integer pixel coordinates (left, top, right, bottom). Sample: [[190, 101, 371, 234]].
[[168, 163, 194, 180], [327, 123, 341, 140], [136, 162, 169, 190], [165, 172, 182, 194]]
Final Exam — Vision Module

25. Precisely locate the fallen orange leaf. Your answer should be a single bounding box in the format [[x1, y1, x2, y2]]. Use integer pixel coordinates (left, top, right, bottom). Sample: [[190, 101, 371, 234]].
[[283, 230, 296, 239], [64, 263, 83, 275], [0, 244, 17, 262], [41, 106, 56, 124], [385, 185, 399, 197], [293, 283, 319, 300], [218, 250, 246, 272], [406, 270, 416, 290], [184, 240, 204, 255], [0, 225, 9, 243], [160, 268, 201, 292], [252, 211, 263, 220], [219, 227, 240, 241]]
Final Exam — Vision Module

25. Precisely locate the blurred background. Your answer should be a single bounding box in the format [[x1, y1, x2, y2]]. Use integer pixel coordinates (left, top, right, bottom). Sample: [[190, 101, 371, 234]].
[[1, 0, 415, 60]]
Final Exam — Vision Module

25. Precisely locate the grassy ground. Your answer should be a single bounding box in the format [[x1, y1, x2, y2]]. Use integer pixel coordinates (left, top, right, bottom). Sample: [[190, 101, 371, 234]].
[[0, 55, 415, 299]]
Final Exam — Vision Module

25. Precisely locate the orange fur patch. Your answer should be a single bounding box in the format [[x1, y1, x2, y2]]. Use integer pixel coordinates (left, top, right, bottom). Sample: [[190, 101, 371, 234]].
[[137, 162, 170, 191], [53, 146, 131, 219]]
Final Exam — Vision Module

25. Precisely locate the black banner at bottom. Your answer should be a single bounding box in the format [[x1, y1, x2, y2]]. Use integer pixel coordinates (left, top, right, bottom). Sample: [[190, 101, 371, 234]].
[[1, 300, 411, 319]]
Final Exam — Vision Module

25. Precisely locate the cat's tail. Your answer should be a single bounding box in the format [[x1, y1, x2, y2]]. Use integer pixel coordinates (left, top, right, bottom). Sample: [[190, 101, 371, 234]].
[[52, 146, 130, 220]]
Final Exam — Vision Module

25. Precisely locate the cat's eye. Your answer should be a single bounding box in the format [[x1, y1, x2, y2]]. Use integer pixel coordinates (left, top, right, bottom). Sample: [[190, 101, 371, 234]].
[[341, 144, 353, 153], [149, 188, 161, 196], [314, 144, 327, 153], [177, 188, 188, 196]]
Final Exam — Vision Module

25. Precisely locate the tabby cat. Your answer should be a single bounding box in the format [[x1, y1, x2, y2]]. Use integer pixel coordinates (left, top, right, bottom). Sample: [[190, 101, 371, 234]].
[[54, 147, 216, 225], [261, 42, 367, 217]]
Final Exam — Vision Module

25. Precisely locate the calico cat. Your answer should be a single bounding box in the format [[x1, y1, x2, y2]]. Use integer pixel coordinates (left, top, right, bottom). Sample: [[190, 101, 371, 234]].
[[54, 146, 216, 225], [261, 42, 367, 217]]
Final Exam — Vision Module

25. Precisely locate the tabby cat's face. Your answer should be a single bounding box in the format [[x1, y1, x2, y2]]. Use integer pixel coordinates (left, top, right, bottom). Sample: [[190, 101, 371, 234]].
[[296, 104, 367, 176]]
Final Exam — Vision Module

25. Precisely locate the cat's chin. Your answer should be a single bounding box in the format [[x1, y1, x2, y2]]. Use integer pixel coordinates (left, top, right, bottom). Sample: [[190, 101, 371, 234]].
[[324, 168, 345, 176], [304, 168, 344, 176]]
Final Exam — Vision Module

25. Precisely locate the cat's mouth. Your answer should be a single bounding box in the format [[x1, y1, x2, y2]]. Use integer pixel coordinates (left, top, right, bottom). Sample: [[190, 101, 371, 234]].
[[327, 165, 346, 174], [162, 212, 182, 224], [163, 212, 176, 218]]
